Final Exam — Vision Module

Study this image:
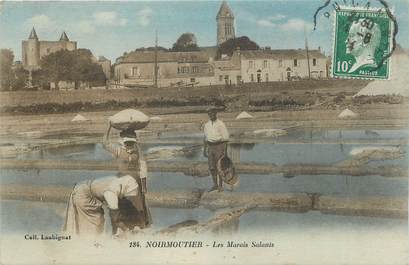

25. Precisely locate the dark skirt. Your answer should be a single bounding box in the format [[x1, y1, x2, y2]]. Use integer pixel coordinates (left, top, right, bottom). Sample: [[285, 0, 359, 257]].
[[118, 183, 152, 229]]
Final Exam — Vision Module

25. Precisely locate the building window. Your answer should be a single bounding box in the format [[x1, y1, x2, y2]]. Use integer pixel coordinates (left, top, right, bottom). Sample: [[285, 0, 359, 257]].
[[278, 60, 283, 67], [225, 24, 232, 35], [190, 78, 196, 83], [192, 66, 199, 73], [180, 66, 189, 73], [249, 61, 254, 69], [263, 60, 268, 68], [265, 73, 269, 82], [294, 59, 298, 67], [313, 58, 317, 66], [219, 75, 223, 82], [177, 67, 180, 73], [132, 67, 139, 76], [250, 74, 254, 82]]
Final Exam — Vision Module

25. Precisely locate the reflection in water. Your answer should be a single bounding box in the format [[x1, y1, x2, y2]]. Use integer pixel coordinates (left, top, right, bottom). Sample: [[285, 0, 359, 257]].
[[181, 145, 202, 159], [286, 128, 409, 141], [0, 200, 215, 235], [17, 143, 112, 161], [227, 143, 255, 163], [239, 210, 407, 233], [228, 144, 241, 163], [365, 130, 380, 137], [2, 199, 406, 236], [11, 128, 408, 167], [240, 143, 256, 150], [213, 217, 240, 235], [2, 128, 408, 235]]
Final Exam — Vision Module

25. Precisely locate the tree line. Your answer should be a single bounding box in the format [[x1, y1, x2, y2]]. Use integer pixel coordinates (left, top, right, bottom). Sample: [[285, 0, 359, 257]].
[[0, 48, 106, 91], [0, 49, 26, 90], [1, 33, 259, 91], [126, 33, 259, 58]]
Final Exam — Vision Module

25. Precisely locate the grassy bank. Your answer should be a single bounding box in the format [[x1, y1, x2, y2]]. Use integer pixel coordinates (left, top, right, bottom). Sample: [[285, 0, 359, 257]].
[[0, 79, 370, 114]]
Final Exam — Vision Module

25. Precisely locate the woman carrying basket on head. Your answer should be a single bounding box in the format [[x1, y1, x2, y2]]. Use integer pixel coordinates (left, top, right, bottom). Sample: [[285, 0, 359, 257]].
[[63, 110, 152, 236], [101, 121, 152, 232]]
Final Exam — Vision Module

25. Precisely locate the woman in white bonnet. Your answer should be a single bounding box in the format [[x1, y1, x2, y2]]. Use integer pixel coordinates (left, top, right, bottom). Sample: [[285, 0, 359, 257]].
[[102, 125, 152, 230]]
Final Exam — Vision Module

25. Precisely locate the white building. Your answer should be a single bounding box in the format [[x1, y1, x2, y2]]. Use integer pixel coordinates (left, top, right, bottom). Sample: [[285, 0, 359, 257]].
[[114, 48, 328, 88], [234, 48, 328, 83], [114, 51, 215, 88]]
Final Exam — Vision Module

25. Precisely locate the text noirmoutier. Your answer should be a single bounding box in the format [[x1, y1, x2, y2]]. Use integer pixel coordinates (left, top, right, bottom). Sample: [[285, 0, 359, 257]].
[[140, 240, 274, 248]]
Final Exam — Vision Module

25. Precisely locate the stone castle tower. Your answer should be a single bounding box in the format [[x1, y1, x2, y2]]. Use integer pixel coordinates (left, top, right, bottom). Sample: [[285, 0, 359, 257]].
[[24, 28, 40, 69], [22, 27, 77, 69], [216, 1, 235, 46]]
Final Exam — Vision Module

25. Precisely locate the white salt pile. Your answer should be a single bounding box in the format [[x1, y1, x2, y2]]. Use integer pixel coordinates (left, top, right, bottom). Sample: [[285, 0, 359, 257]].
[[147, 146, 184, 154], [354, 52, 409, 97], [71, 114, 89, 122], [146, 146, 185, 160], [354, 79, 409, 97], [338, 108, 358, 118], [236, 111, 253, 120], [350, 146, 401, 156], [109, 109, 150, 130], [150, 116, 163, 121], [17, 131, 42, 136], [252, 129, 287, 137]]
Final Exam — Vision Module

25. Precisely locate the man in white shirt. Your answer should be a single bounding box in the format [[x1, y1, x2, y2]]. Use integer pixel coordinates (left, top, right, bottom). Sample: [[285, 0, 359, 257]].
[[203, 106, 229, 192]]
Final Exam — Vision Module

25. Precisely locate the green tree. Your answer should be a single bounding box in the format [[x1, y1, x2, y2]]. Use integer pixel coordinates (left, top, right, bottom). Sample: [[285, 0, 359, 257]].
[[172, 33, 200, 52], [32, 69, 49, 90], [0, 49, 14, 90], [71, 49, 105, 88], [217, 36, 259, 58], [11, 66, 28, 90], [40, 48, 105, 89], [40, 49, 74, 90]]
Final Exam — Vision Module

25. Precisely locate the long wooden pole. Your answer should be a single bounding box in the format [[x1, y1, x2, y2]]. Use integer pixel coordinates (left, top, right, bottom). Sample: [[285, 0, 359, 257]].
[[154, 30, 158, 88], [304, 26, 311, 79]]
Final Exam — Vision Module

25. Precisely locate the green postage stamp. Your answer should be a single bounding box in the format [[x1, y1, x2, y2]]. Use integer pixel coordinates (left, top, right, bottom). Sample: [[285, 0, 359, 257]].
[[332, 7, 393, 80]]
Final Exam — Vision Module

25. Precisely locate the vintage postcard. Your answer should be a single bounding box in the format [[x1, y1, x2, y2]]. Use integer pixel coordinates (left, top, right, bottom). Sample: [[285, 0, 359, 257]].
[[0, 0, 408, 264]]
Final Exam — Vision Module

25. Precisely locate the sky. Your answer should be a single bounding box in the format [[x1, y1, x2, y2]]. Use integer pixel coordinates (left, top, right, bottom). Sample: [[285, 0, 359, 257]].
[[0, 0, 408, 62]]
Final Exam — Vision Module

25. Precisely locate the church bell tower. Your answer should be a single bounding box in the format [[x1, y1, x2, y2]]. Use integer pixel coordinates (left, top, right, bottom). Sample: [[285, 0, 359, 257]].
[[216, 1, 235, 46]]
